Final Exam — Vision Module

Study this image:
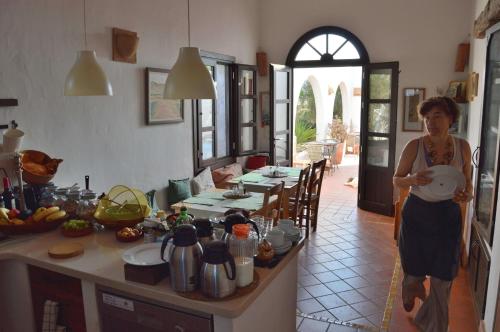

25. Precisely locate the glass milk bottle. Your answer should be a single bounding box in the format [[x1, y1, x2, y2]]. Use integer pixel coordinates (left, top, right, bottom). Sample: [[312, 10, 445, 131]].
[[228, 224, 256, 287]]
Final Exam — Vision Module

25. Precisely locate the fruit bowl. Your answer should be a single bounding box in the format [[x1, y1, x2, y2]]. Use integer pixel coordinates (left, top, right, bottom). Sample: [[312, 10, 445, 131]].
[[61, 220, 94, 237], [0, 217, 67, 235], [115, 227, 143, 242]]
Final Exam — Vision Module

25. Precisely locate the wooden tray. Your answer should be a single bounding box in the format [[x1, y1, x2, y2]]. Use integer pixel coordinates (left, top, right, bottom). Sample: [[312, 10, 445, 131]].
[[0, 217, 67, 235], [176, 271, 260, 302]]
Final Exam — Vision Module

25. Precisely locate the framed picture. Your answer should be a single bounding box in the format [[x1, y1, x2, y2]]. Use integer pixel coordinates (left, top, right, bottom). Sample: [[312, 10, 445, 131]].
[[402, 88, 425, 132], [260, 91, 270, 127], [145, 67, 183, 125], [446, 80, 467, 102]]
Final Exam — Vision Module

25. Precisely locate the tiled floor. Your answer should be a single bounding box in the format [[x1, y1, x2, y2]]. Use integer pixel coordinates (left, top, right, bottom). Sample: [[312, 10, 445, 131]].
[[295, 155, 478, 332]]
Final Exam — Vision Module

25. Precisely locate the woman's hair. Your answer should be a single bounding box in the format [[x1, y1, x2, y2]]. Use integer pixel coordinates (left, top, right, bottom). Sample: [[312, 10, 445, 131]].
[[418, 96, 460, 125]]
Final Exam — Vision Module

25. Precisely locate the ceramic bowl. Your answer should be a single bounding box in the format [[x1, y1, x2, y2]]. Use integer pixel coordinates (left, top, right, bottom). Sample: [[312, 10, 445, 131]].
[[278, 219, 294, 229], [265, 228, 285, 248]]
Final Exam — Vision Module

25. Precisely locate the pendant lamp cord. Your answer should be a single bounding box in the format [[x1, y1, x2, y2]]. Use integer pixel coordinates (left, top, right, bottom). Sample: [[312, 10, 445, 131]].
[[83, 0, 87, 49], [187, 0, 191, 47]]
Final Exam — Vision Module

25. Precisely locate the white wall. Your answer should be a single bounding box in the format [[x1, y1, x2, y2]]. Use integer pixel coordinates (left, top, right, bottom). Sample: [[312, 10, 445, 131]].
[[0, 0, 259, 208], [257, 0, 472, 160]]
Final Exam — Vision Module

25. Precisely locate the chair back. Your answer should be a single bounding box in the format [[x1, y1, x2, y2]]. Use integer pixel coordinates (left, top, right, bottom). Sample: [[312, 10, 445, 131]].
[[261, 181, 285, 222], [307, 159, 326, 201], [289, 165, 311, 220]]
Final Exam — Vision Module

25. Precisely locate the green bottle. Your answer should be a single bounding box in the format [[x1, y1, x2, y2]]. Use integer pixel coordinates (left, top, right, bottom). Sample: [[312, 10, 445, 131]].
[[176, 206, 193, 226]]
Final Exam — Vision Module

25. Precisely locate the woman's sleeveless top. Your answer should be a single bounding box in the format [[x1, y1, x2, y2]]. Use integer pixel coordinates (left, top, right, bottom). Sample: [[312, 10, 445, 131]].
[[410, 136, 463, 202]]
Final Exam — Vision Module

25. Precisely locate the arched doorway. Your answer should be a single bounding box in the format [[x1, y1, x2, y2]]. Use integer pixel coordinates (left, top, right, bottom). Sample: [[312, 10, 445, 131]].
[[269, 26, 399, 216]]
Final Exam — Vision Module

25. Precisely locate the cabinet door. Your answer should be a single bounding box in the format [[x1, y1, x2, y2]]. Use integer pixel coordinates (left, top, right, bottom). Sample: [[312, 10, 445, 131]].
[[29, 265, 86, 332]]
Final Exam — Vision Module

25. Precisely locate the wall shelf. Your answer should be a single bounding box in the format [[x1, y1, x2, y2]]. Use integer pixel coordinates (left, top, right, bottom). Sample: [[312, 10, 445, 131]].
[[0, 99, 18, 107]]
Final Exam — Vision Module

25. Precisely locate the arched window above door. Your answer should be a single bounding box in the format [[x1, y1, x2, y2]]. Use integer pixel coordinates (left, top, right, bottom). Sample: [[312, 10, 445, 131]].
[[286, 26, 369, 67]]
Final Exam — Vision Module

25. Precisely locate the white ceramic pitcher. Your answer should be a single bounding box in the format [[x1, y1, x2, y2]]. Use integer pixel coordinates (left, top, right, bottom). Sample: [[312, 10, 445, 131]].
[[1, 128, 24, 152]]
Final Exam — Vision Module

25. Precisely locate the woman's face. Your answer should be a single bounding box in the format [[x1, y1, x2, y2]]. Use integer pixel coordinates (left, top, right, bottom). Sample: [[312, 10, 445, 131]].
[[423, 107, 452, 136]]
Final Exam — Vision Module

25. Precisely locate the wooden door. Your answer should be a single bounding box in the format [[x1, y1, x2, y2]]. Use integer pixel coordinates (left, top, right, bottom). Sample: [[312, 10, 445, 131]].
[[358, 62, 399, 216], [269, 64, 293, 166]]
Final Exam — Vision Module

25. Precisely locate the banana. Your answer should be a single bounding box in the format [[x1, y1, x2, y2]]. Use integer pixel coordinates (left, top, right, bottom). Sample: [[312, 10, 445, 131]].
[[0, 209, 9, 222], [45, 210, 67, 222], [10, 218, 25, 225], [34, 206, 60, 222]]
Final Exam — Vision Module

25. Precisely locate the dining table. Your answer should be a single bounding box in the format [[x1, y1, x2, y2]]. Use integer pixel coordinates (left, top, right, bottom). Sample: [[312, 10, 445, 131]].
[[228, 165, 304, 219], [171, 188, 270, 219]]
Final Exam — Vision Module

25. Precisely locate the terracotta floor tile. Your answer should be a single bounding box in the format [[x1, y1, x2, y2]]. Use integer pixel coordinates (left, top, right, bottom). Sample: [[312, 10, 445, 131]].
[[336, 289, 367, 305], [328, 305, 362, 321], [348, 317, 376, 328], [306, 263, 330, 274], [297, 287, 313, 301], [326, 323, 358, 331], [305, 284, 334, 297], [297, 298, 326, 314], [299, 274, 322, 287], [343, 276, 370, 289], [332, 267, 359, 279], [297, 317, 330, 332], [322, 260, 346, 271], [315, 271, 341, 283], [350, 300, 379, 316], [316, 293, 348, 309], [325, 280, 354, 293]]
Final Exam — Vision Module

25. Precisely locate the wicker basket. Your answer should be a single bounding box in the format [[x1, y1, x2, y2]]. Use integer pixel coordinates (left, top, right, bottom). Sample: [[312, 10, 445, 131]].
[[0, 217, 67, 235]]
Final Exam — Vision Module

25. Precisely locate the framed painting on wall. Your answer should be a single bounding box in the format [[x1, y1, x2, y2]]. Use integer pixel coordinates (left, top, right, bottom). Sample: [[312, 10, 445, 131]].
[[402, 88, 425, 132], [145, 67, 184, 125]]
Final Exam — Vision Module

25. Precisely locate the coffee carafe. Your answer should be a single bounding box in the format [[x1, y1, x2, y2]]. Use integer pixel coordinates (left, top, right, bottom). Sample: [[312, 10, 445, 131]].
[[220, 213, 260, 242], [200, 241, 236, 298], [193, 218, 215, 247], [161, 224, 203, 292]]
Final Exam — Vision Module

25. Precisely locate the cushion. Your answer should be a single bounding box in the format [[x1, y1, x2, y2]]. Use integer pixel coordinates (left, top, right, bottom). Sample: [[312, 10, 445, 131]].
[[167, 178, 192, 206], [246, 155, 267, 170], [191, 167, 215, 195], [211, 163, 243, 189]]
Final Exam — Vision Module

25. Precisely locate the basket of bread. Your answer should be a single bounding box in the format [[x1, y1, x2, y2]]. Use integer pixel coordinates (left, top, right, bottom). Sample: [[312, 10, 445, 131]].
[[0, 206, 68, 235], [94, 185, 151, 229], [21, 150, 63, 185]]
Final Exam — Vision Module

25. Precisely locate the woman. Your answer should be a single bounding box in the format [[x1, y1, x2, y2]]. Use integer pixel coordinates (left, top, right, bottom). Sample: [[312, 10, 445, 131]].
[[393, 96, 472, 332]]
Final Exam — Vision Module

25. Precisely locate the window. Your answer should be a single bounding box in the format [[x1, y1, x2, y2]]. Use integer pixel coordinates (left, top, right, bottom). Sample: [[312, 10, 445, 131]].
[[193, 52, 257, 173], [193, 53, 234, 173], [286, 26, 369, 67]]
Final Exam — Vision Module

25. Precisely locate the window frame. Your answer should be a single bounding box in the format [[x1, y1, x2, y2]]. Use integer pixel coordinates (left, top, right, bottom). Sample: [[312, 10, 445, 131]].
[[286, 26, 370, 68], [233, 64, 258, 156], [193, 51, 236, 174]]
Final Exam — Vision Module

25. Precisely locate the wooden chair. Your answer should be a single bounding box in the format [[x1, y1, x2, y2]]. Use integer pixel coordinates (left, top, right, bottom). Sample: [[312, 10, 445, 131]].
[[298, 159, 327, 237], [261, 181, 285, 224], [393, 188, 469, 267], [286, 165, 311, 226]]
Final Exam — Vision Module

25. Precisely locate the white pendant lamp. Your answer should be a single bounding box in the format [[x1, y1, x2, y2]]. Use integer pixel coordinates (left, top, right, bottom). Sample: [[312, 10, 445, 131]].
[[164, 0, 216, 100], [64, 0, 113, 96]]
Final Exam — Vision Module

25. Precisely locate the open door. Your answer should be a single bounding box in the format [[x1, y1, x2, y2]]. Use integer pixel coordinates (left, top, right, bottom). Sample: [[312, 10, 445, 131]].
[[358, 62, 399, 216], [269, 64, 293, 166]]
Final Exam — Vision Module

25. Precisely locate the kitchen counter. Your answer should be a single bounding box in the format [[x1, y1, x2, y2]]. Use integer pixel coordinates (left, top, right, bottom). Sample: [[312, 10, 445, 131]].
[[0, 230, 303, 332]]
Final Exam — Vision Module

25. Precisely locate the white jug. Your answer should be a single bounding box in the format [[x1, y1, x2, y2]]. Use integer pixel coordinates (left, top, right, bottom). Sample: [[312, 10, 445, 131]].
[[1, 128, 24, 152]]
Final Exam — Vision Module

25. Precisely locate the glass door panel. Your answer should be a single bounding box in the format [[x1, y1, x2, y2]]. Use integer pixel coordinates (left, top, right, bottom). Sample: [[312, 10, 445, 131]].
[[369, 68, 392, 99], [240, 70, 254, 95], [475, 30, 500, 244], [241, 99, 254, 123], [368, 103, 390, 133]]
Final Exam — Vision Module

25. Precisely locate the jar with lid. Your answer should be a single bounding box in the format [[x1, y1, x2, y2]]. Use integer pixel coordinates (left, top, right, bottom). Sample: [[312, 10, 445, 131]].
[[62, 190, 80, 218], [38, 186, 57, 208], [53, 188, 69, 208], [138, 218, 161, 243], [228, 224, 256, 287], [77, 191, 98, 222]]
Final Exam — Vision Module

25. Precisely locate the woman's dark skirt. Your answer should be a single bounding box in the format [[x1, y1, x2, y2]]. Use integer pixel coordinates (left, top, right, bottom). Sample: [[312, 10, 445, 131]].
[[399, 194, 462, 281]]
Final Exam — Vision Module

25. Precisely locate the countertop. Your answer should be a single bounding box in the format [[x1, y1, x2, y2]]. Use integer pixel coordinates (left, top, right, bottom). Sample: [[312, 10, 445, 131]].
[[0, 229, 303, 318]]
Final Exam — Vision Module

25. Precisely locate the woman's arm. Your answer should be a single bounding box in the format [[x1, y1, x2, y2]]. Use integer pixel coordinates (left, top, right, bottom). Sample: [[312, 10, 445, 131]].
[[453, 139, 473, 202], [393, 139, 432, 189]]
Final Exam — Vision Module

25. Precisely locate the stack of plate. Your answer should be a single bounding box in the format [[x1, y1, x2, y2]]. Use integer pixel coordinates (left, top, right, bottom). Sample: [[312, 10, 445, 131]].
[[273, 239, 292, 255]]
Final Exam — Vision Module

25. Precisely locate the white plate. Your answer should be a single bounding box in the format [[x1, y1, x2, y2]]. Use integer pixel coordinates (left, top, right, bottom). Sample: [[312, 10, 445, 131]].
[[420, 165, 466, 200], [122, 242, 165, 266], [274, 239, 292, 255]]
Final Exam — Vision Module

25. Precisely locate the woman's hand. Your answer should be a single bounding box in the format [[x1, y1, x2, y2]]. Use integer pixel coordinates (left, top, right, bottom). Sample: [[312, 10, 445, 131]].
[[453, 189, 473, 203], [410, 170, 433, 186]]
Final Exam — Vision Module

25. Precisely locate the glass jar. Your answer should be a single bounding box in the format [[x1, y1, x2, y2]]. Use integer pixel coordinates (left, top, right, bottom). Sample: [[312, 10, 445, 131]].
[[62, 190, 80, 218], [53, 188, 69, 208], [77, 191, 98, 222], [228, 224, 257, 287], [38, 187, 57, 208]]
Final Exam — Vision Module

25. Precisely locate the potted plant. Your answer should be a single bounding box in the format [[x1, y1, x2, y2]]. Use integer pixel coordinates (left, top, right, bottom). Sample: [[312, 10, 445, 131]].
[[328, 119, 348, 164]]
